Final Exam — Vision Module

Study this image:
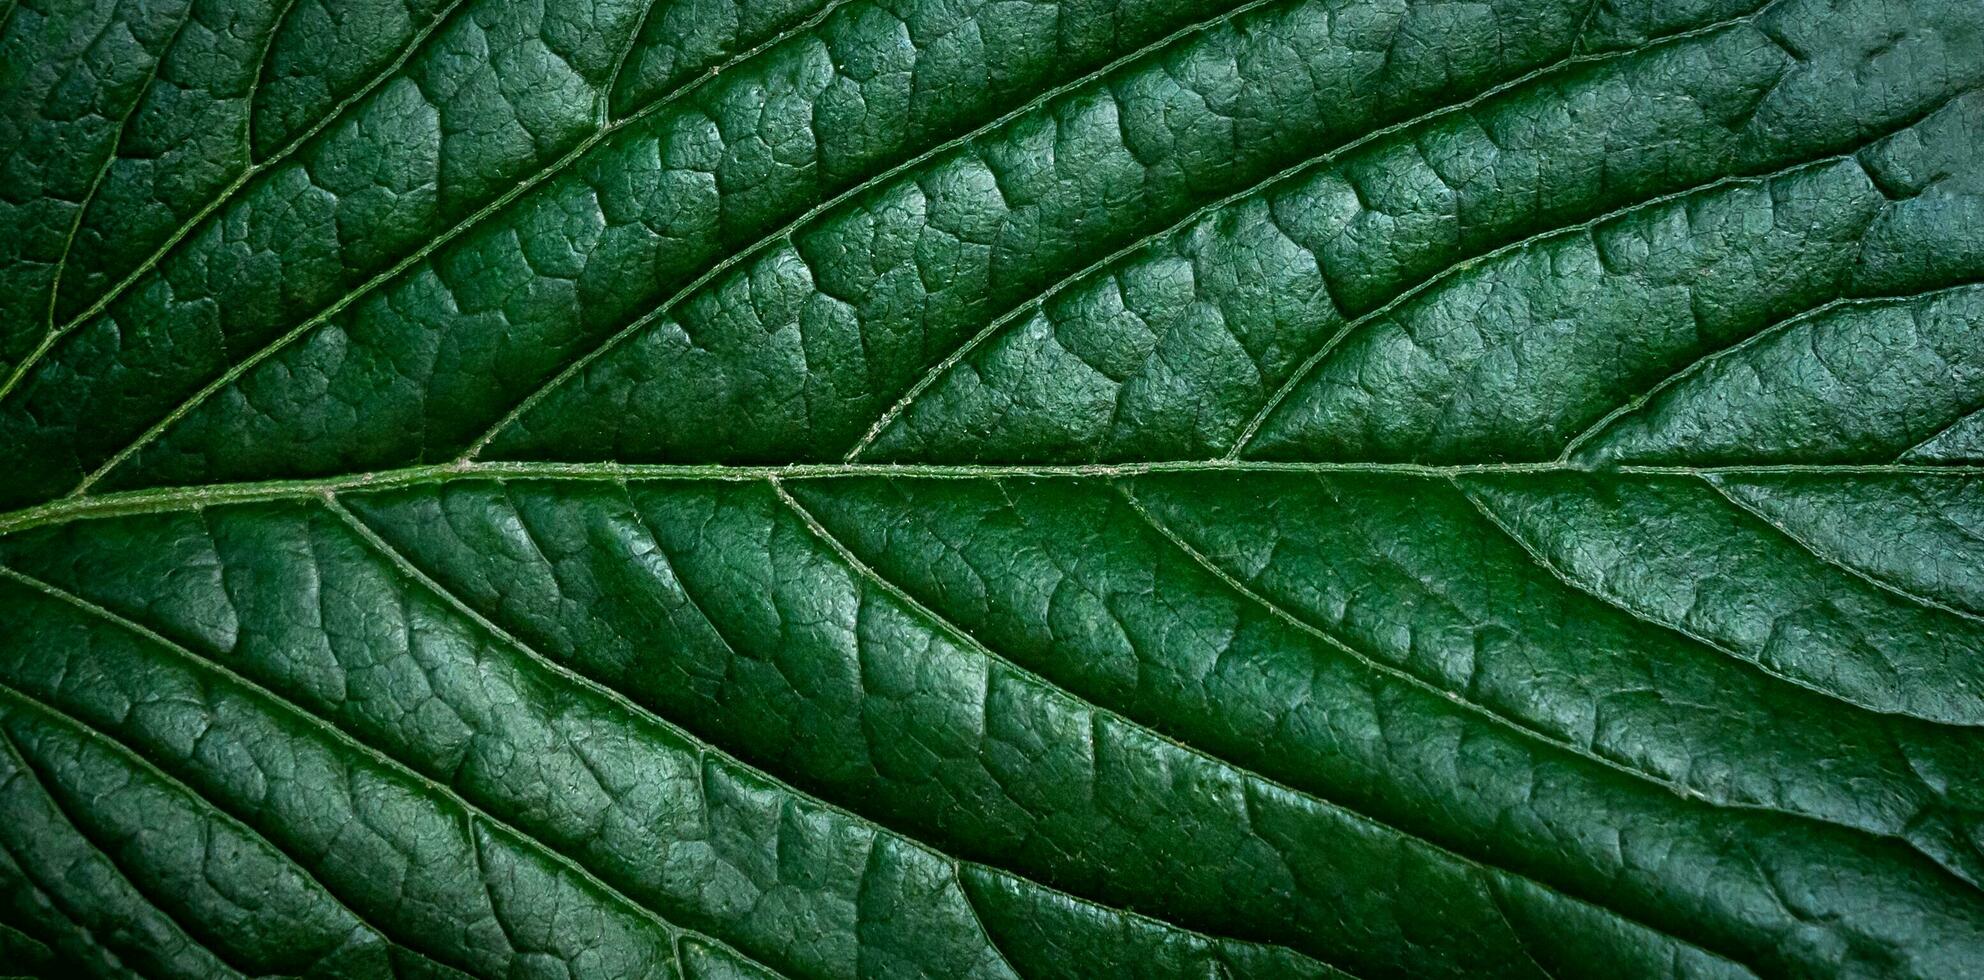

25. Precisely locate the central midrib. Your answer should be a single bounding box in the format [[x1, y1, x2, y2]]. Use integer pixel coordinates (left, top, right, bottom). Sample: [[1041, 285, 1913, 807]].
[[1, 458, 1977, 536]]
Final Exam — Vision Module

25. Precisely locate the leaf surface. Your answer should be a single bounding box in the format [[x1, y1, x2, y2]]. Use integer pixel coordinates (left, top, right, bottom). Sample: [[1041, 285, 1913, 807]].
[[2, 0, 1983, 975]]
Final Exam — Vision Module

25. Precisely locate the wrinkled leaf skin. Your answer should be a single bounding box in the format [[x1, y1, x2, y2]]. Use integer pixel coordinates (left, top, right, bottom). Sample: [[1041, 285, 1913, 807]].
[[1, 0, 1982, 975]]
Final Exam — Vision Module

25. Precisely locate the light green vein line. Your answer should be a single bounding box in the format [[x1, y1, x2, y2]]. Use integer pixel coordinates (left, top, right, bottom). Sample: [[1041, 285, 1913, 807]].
[[8, 460, 1984, 536]]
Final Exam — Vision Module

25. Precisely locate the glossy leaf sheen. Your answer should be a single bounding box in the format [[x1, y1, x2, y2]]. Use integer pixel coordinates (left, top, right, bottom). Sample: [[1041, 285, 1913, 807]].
[[1, 0, 1982, 975]]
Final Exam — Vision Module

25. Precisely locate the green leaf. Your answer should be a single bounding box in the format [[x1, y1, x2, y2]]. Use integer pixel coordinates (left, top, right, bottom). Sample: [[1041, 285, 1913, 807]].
[[1, 0, 1982, 974]]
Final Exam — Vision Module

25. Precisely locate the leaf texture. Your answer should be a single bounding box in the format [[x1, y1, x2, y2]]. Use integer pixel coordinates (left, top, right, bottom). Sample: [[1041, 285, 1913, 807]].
[[1, 0, 1983, 975]]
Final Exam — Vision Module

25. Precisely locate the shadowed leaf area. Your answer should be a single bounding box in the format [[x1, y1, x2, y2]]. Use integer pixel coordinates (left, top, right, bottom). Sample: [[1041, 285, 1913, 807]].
[[2, 0, 1983, 974]]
